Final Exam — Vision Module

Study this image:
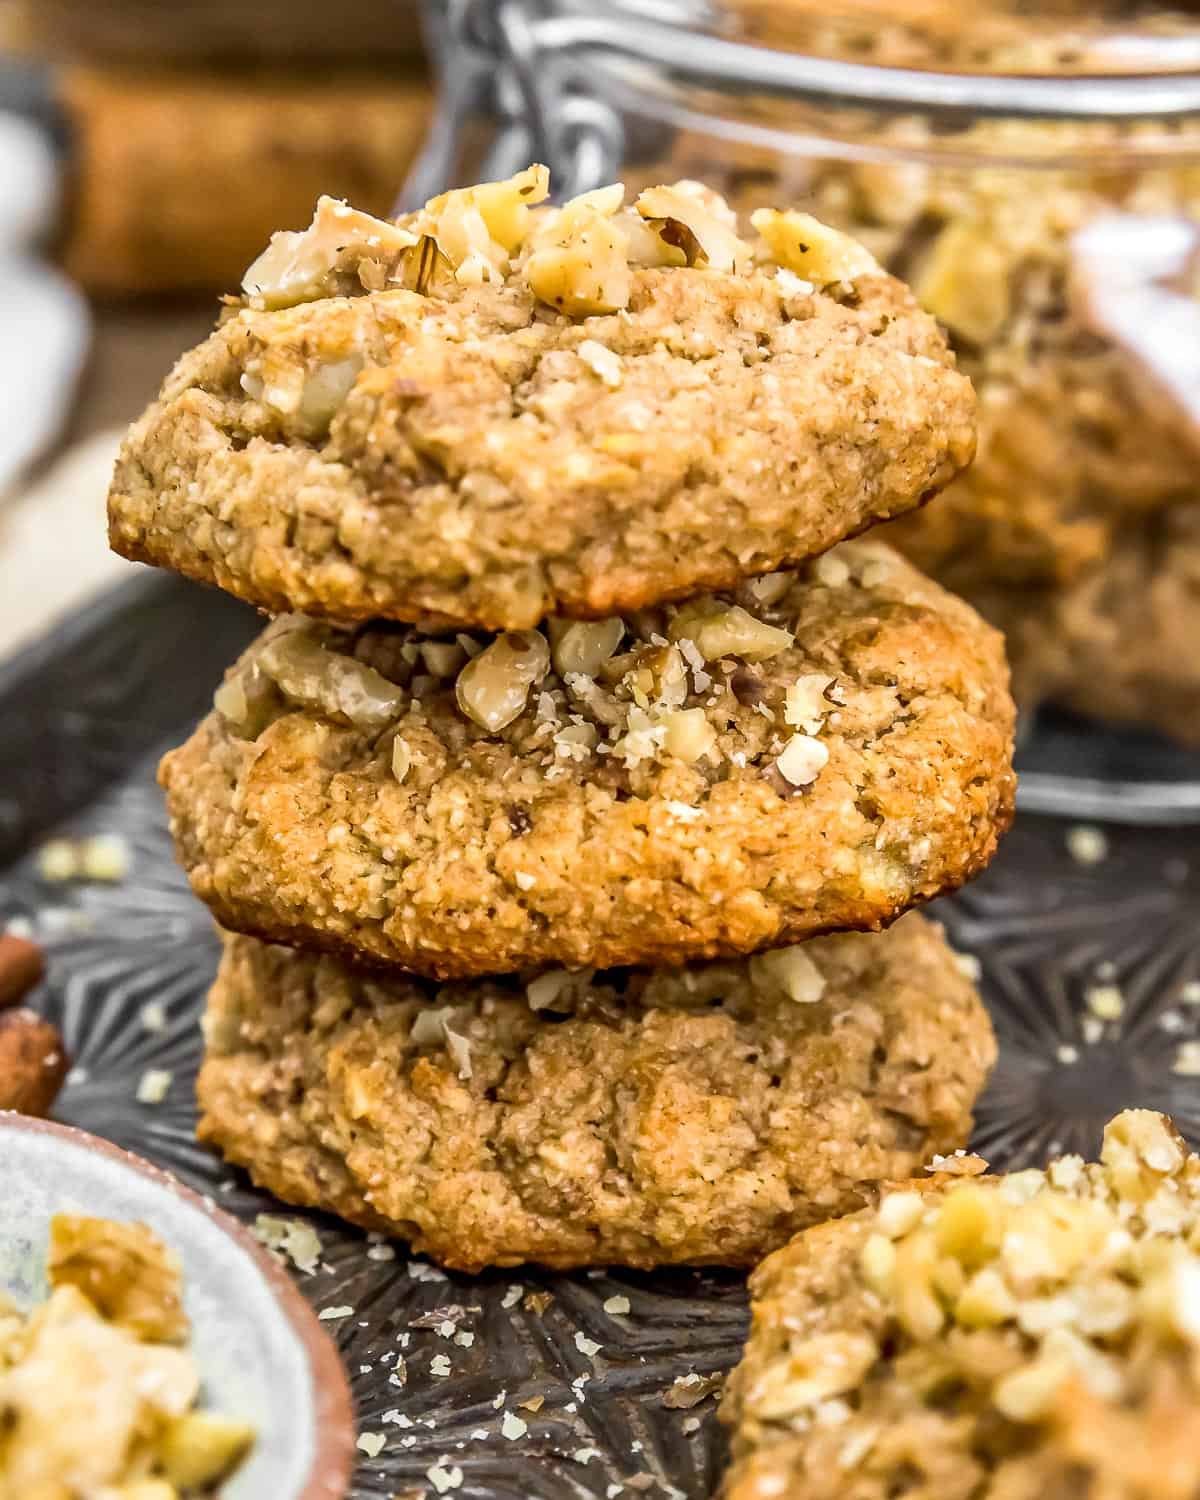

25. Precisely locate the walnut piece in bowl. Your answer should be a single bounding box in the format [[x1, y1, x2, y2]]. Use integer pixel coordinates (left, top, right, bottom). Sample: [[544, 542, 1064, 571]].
[[0, 1116, 354, 1500]]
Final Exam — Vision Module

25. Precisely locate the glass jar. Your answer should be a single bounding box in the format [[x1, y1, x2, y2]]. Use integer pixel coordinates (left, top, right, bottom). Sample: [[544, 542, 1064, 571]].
[[415, 0, 1200, 817]]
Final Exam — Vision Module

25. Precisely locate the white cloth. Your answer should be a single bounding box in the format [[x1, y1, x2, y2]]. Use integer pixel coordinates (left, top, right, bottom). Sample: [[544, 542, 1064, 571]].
[[0, 112, 90, 497], [0, 427, 139, 653]]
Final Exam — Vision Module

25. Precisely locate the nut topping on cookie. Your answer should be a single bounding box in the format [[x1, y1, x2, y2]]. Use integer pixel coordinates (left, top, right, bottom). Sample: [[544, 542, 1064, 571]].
[[723, 1109, 1200, 1500], [238, 167, 891, 321], [165, 540, 1013, 980], [257, 623, 408, 729], [456, 629, 551, 732], [242, 196, 418, 310], [751, 209, 881, 284], [113, 162, 977, 632]]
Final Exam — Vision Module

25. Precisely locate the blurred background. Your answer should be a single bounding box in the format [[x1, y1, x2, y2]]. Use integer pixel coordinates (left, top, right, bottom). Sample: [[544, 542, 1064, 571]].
[[0, 0, 431, 651], [2, 0, 1200, 789]]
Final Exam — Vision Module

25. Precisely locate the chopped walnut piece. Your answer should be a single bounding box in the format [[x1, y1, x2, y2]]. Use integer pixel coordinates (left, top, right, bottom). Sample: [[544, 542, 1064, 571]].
[[523, 185, 633, 316], [750, 945, 826, 1004], [410, 165, 551, 286], [752, 209, 880, 284], [242, 195, 417, 309], [411, 1006, 456, 1046], [48, 1215, 189, 1344], [635, 183, 753, 273], [662, 1370, 725, 1409], [1101, 1108, 1187, 1200], [915, 219, 1014, 345], [258, 623, 407, 730], [213, 663, 280, 739], [296, 354, 363, 435], [610, 706, 668, 767], [784, 674, 834, 734], [550, 618, 624, 679], [741, 572, 792, 608], [876, 1191, 925, 1240], [668, 602, 793, 662], [159, 1410, 256, 1490], [775, 734, 829, 787], [526, 971, 572, 1012], [660, 707, 717, 765], [456, 630, 551, 732]]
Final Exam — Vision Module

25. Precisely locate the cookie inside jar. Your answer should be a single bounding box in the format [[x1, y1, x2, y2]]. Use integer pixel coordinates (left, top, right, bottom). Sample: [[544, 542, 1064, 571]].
[[583, 0, 1200, 747]]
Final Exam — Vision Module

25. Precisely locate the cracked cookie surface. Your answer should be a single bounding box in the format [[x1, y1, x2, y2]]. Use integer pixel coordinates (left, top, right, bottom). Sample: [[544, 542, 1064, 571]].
[[107, 170, 976, 631], [197, 912, 994, 1271], [160, 539, 1015, 979]]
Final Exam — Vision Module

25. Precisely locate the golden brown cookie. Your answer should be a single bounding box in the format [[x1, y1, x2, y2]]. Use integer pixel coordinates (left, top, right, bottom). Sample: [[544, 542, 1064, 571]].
[[160, 540, 1015, 979], [197, 913, 994, 1272], [990, 508, 1200, 748], [639, 127, 1200, 599], [633, 65, 1200, 745], [108, 170, 976, 631], [721, 1108, 1200, 1500]]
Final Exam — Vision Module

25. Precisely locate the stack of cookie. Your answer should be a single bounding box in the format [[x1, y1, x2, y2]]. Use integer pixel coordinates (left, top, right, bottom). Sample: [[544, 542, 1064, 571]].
[[107, 169, 1015, 1272]]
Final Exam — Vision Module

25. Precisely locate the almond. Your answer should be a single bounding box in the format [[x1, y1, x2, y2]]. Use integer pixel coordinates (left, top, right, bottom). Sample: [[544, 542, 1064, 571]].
[[0, 1009, 69, 1116], [0, 933, 45, 1010]]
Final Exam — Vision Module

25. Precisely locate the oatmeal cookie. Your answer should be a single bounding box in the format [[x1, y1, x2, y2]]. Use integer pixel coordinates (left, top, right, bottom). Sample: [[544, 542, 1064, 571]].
[[159, 540, 1015, 979], [992, 507, 1200, 747], [640, 132, 1200, 598], [721, 1109, 1200, 1500], [634, 40, 1200, 745], [197, 913, 994, 1271], [107, 169, 976, 631]]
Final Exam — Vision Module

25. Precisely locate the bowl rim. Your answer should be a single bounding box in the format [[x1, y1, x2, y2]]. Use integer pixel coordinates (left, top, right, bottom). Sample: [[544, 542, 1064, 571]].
[[0, 1109, 355, 1500]]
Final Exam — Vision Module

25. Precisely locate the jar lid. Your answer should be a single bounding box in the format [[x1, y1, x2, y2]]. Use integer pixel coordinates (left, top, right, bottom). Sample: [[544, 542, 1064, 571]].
[[498, 0, 1200, 132], [418, 1, 1200, 204]]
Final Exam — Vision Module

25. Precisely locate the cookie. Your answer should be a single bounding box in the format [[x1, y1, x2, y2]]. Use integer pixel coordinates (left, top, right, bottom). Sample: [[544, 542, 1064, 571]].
[[160, 539, 1015, 979], [991, 508, 1200, 748], [107, 168, 976, 632], [633, 72, 1200, 745], [721, 1109, 1200, 1500], [639, 131, 1199, 599], [197, 912, 994, 1272]]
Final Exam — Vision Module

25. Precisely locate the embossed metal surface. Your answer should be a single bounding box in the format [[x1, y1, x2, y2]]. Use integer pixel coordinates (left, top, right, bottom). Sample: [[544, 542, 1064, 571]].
[[1, 574, 1198, 1499]]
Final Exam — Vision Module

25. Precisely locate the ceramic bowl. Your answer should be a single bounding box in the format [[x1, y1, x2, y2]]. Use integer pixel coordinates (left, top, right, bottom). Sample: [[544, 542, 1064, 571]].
[[0, 1112, 354, 1500]]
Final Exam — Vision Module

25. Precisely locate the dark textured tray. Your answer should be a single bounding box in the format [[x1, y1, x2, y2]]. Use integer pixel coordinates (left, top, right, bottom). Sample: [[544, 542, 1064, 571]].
[[2, 572, 1199, 1500]]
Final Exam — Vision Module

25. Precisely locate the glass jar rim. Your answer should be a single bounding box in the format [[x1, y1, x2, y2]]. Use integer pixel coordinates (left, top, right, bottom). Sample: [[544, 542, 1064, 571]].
[[528, 1, 1200, 123]]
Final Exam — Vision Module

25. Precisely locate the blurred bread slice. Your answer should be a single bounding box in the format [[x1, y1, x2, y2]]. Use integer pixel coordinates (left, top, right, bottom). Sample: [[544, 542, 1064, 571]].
[[58, 66, 432, 297], [16, 0, 423, 63]]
